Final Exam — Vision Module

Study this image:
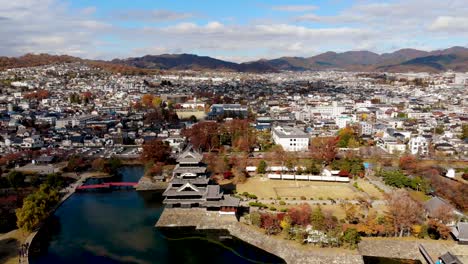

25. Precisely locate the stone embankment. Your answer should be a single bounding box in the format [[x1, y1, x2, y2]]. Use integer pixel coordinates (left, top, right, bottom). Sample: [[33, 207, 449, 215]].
[[156, 208, 364, 264], [135, 176, 168, 191], [359, 238, 468, 264]]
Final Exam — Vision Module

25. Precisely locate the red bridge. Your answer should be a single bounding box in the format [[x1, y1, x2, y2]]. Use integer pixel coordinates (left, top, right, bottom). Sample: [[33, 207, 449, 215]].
[[76, 182, 137, 190]]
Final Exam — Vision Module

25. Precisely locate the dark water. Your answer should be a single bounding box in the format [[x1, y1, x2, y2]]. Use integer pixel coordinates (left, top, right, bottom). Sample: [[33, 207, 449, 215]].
[[30, 166, 285, 264]]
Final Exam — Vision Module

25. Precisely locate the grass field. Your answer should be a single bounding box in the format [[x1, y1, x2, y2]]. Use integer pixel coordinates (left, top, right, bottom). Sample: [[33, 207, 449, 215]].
[[354, 179, 385, 199], [237, 177, 362, 200]]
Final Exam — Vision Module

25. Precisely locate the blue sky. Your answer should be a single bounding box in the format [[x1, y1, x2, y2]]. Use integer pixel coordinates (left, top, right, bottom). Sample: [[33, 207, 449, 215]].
[[1, 0, 467, 61]]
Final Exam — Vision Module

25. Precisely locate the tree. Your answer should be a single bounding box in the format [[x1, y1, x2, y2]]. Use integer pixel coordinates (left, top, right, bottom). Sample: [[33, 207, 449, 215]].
[[141, 94, 155, 108], [140, 139, 171, 163], [92, 158, 106, 172], [152, 96, 162, 108], [250, 212, 262, 227], [183, 122, 220, 152], [107, 157, 123, 174], [310, 137, 338, 164], [6, 171, 25, 189], [269, 145, 287, 169], [427, 219, 451, 240], [285, 153, 298, 173], [280, 215, 292, 235], [431, 204, 454, 225], [16, 184, 60, 231], [341, 203, 361, 224], [385, 190, 424, 237], [65, 155, 86, 172], [399, 155, 418, 172], [45, 173, 65, 189], [287, 203, 312, 226], [310, 206, 325, 231], [337, 127, 356, 148], [261, 213, 281, 235], [341, 228, 361, 249], [305, 159, 321, 174], [257, 160, 267, 174]]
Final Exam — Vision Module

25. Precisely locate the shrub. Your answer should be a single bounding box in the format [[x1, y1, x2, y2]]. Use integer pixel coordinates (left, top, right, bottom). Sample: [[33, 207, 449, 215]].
[[249, 202, 268, 208], [341, 228, 361, 249], [248, 194, 258, 199], [279, 201, 286, 206], [250, 212, 261, 227], [269, 207, 277, 211], [300, 196, 306, 200]]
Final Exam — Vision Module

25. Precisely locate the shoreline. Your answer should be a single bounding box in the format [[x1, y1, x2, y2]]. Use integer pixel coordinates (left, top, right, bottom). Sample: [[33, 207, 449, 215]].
[[155, 208, 468, 264], [155, 208, 364, 264], [24, 170, 114, 264]]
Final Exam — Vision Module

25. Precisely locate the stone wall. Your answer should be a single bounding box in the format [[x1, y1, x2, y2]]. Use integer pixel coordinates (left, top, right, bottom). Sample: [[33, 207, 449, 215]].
[[156, 208, 364, 264]]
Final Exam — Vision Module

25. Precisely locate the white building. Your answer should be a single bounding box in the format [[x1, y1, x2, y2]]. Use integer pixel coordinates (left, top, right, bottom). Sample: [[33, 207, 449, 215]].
[[271, 126, 309, 151], [55, 115, 98, 129], [408, 136, 429, 156], [335, 115, 356, 129], [309, 101, 345, 118], [21, 135, 43, 149], [359, 122, 373, 136]]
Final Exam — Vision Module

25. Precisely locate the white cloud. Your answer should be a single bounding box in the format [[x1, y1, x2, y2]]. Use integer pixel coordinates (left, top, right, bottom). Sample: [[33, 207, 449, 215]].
[[271, 5, 318, 12], [428, 16, 468, 32], [113, 9, 194, 22], [1, 0, 468, 61]]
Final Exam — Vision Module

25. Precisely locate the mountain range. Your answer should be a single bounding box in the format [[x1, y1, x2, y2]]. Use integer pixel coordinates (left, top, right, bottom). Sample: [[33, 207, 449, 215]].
[[2, 46, 468, 73]]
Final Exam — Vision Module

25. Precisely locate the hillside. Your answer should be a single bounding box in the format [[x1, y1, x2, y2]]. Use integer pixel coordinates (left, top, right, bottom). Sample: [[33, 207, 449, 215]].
[[1, 46, 468, 73]]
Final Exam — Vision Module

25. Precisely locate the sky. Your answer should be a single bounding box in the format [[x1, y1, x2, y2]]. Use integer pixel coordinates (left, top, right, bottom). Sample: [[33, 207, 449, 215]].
[[1, 0, 468, 62]]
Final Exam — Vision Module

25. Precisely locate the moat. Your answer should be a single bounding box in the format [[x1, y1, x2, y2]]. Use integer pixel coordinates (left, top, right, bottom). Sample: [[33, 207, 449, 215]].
[[29, 166, 285, 264]]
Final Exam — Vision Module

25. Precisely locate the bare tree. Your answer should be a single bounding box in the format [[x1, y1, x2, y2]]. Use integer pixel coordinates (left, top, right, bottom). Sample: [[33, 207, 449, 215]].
[[385, 190, 424, 237]]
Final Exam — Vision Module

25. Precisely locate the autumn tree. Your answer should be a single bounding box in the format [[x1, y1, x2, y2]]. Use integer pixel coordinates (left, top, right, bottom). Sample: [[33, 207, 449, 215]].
[[140, 139, 171, 163], [431, 204, 454, 225], [287, 203, 312, 226], [310, 137, 338, 165], [337, 127, 357, 148], [141, 94, 155, 108], [183, 122, 220, 152], [427, 219, 451, 240], [268, 145, 287, 169], [91, 158, 106, 172], [399, 155, 418, 172], [385, 190, 424, 237], [16, 184, 60, 232], [261, 213, 281, 235]]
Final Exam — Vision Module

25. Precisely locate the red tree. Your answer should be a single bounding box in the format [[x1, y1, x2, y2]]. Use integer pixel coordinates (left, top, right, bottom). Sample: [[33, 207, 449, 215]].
[[183, 122, 220, 152], [287, 203, 312, 226], [261, 213, 281, 235], [140, 139, 171, 163], [310, 137, 338, 164]]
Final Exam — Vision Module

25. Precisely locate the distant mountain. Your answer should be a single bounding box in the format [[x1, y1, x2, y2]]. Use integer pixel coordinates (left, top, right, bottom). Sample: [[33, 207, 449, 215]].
[[1, 46, 468, 73], [111, 54, 278, 73], [0, 53, 80, 70], [253, 46, 468, 72]]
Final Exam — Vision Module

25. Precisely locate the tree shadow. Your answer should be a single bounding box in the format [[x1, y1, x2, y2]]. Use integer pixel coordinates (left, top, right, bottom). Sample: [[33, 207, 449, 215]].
[[0, 236, 21, 264]]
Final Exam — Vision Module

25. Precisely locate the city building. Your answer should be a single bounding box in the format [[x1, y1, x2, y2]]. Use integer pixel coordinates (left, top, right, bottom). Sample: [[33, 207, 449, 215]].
[[271, 126, 309, 151]]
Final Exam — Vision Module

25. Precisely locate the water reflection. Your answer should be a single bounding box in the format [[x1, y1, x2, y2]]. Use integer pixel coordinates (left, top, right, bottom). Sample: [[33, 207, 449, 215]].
[[30, 166, 285, 264]]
